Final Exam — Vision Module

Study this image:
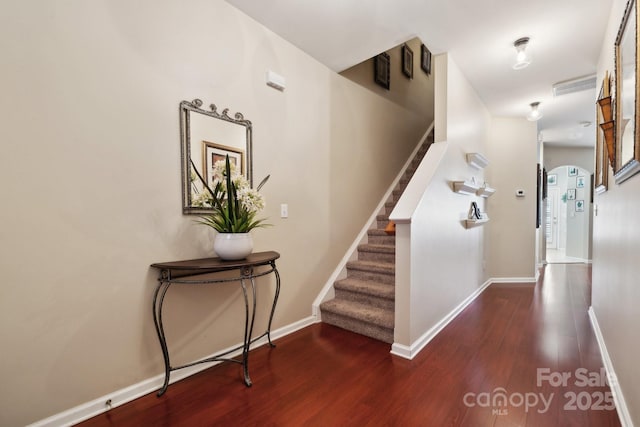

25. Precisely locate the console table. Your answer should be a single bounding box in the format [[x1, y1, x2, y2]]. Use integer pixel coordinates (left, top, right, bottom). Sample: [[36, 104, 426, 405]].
[[150, 251, 280, 396]]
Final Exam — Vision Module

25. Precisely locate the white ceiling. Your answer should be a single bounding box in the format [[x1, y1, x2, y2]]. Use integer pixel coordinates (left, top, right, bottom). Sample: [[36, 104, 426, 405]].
[[226, 0, 613, 148]]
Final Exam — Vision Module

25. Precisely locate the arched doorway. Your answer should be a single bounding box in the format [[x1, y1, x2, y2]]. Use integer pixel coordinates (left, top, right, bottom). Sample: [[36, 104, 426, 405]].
[[545, 165, 592, 263]]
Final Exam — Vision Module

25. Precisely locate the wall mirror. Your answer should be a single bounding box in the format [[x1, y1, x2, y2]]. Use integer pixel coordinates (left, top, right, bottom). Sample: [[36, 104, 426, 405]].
[[614, 0, 640, 183], [180, 99, 253, 214]]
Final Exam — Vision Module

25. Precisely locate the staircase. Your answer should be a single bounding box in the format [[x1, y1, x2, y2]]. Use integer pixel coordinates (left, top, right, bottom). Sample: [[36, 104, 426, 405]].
[[319, 132, 434, 343]]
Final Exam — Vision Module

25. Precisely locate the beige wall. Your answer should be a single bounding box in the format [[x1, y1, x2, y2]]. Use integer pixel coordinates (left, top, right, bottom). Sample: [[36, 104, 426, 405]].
[[340, 37, 434, 125], [486, 118, 538, 279], [592, 0, 640, 424], [544, 145, 595, 173], [0, 1, 426, 425]]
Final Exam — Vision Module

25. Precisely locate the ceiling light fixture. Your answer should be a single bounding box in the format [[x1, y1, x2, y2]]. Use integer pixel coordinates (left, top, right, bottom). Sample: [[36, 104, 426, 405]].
[[513, 37, 531, 70], [527, 102, 543, 121]]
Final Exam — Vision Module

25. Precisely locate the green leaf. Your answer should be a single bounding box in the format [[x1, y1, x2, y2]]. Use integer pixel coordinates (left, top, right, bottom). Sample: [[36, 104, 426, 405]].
[[192, 154, 270, 233]]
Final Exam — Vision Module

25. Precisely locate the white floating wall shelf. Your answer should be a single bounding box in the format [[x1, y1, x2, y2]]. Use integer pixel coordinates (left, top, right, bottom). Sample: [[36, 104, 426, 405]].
[[453, 180, 480, 195], [466, 153, 489, 169], [465, 214, 490, 228], [476, 185, 496, 198]]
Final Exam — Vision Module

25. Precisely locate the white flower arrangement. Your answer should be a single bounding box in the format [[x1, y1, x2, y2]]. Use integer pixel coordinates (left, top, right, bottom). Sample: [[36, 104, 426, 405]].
[[191, 156, 269, 233]]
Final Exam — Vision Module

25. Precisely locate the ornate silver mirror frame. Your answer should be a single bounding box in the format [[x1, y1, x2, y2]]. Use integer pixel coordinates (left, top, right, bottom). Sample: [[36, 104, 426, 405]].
[[614, 0, 640, 183], [180, 99, 253, 214]]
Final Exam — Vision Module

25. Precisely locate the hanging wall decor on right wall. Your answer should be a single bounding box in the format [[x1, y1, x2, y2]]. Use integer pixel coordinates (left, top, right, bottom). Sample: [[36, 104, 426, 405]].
[[595, 75, 610, 193]]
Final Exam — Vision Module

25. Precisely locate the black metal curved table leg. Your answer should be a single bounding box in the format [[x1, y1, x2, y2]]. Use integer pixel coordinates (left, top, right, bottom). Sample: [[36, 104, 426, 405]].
[[152, 275, 172, 397], [239, 271, 258, 387], [239, 276, 252, 387], [266, 265, 281, 347]]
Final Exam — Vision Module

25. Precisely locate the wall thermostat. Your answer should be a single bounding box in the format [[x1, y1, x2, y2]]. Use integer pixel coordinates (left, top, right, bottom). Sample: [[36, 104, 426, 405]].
[[516, 189, 525, 197]]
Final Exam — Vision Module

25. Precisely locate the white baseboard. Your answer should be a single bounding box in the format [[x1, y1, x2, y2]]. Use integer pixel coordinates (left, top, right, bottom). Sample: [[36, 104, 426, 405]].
[[588, 307, 633, 427], [28, 316, 317, 427], [391, 279, 492, 359], [489, 276, 537, 284]]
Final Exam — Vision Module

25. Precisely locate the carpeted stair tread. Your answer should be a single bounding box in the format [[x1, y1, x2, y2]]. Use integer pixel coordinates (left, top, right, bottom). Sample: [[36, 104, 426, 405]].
[[334, 278, 395, 300], [358, 243, 395, 254], [392, 189, 404, 199], [358, 243, 395, 263], [367, 229, 396, 245], [346, 260, 395, 275], [320, 299, 394, 329]]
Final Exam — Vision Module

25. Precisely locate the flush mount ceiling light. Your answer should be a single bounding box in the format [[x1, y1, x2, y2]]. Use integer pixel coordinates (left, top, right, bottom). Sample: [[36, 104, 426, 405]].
[[527, 102, 543, 121], [513, 37, 531, 70]]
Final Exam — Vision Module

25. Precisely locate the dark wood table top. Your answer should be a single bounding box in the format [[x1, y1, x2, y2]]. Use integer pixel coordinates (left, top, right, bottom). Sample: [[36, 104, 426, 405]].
[[151, 251, 280, 273]]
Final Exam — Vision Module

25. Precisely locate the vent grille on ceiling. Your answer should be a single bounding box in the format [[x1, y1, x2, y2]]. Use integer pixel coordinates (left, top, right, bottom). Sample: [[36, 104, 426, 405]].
[[552, 75, 597, 97]]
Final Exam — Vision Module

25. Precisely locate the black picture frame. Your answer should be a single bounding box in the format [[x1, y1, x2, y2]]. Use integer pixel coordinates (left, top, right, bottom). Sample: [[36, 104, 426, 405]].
[[374, 53, 390, 90], [421, 44, 432, 75], [402, 44, 413, 79]]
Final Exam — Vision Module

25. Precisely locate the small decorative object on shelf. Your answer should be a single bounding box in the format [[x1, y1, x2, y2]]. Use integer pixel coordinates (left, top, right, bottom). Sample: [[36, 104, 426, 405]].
[[465, 201, 489, 228], [453, 177, 480, 195], [466, 152, 489, 169], [476, 183, 496, 198], [191, 155, 270, 260], [469, 202, 481, 219]]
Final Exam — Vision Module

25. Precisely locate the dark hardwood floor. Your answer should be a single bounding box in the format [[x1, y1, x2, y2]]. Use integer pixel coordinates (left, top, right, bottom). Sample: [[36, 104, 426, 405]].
[[79, 264, 621, 426]]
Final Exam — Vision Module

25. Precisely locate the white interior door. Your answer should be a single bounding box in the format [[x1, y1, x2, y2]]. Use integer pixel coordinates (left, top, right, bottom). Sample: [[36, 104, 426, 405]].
[[546, 188, 558, 249]]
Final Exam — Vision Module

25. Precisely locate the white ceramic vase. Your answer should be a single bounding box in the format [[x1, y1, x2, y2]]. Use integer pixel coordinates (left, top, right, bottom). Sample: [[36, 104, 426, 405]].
[[213, 233, 253, 260]]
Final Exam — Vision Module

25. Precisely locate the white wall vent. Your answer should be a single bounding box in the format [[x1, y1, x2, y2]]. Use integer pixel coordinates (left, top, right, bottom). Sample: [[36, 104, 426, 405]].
[[552, 75, 597, 97]]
